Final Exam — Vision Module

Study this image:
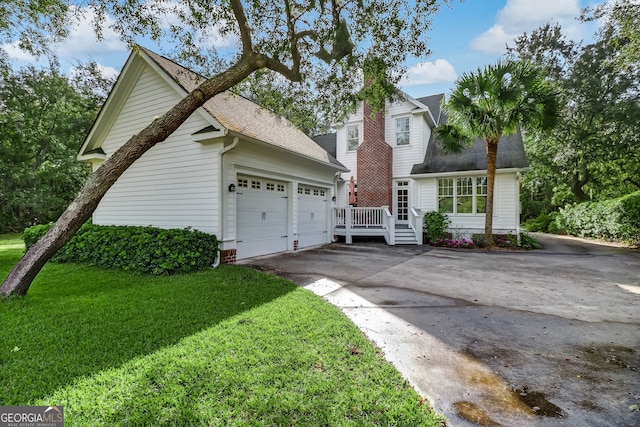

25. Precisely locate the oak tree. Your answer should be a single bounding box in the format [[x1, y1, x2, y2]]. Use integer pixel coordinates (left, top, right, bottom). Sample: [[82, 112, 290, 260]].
[[1, 0, 451, 296]]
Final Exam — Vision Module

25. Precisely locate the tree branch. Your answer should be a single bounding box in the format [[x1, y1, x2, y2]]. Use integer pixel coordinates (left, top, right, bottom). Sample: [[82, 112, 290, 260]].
[[283, 0, 301, 78], [230, 0, 253, 54]]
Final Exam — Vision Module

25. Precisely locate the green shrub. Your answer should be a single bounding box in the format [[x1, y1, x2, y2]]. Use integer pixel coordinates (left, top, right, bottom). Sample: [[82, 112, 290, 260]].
[[22, 224, 54, 249], [423, 211, 451, 242], [23, 223, 219, 275], [473, 233, 541, 250], [553, 191, 640, 244], [471, 234, 490, 248], [521, 212, 558, 232]]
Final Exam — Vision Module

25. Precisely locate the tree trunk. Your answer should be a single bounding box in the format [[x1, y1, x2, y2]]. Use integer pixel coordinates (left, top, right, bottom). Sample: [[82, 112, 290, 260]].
[[1, 57, 260, 297], [571, 169, 590, 202], [484, 139, 499, 246]]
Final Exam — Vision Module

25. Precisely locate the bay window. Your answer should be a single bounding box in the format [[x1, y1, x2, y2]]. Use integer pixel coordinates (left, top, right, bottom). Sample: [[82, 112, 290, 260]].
[[438, 176, 488, 214]]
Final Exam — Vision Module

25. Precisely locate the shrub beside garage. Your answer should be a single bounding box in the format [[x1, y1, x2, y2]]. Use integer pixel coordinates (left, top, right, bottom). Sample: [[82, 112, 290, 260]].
[[23, 223, 220, 274]]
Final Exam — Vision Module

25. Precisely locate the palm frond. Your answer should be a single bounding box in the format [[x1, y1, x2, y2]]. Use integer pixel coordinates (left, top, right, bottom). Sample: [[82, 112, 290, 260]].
[[433, 123, 473, 154]]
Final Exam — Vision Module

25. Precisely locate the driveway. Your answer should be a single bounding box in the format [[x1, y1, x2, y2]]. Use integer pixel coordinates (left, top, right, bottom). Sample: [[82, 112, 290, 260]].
[[240, 234, 640, 427]]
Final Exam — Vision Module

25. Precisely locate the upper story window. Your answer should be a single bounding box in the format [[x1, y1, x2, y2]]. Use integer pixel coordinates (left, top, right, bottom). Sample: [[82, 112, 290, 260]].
[[395, 117, 410, 145], [438, 176, 488, 214], [347, 125, 359, 151]]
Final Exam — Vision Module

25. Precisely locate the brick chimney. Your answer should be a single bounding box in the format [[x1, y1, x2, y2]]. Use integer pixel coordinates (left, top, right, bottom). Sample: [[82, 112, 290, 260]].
[[356, 100, 393, 208]]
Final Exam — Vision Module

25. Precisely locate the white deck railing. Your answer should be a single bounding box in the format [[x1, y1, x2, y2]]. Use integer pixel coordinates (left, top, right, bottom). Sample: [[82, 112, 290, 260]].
[[334, 206, 395, 244], [408, 207, 423, 245]]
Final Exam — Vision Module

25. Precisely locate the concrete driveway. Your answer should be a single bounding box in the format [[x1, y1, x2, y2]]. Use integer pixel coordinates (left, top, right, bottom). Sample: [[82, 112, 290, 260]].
[[240, 234, 640, 427]]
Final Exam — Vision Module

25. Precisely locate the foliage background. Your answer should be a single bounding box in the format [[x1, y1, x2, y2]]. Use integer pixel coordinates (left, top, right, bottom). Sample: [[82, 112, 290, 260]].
[[0, 63, 104, 232]]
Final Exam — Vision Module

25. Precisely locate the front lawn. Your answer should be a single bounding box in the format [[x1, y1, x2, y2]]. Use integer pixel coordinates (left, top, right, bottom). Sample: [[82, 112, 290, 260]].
[[0, 235, 445, 426]]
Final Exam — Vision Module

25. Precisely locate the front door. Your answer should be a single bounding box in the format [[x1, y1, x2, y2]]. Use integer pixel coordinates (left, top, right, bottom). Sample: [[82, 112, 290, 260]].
[[395, 181, 410, 224]]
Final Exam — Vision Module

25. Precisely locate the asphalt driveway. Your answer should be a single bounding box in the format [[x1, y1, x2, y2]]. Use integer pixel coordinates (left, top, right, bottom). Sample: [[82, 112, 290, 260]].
[[240, 234, 640, 427]]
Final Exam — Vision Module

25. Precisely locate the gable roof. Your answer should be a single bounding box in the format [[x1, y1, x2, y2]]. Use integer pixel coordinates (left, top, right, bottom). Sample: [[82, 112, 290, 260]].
[[415, 94, 444, 124], [80, 46, 344, 169]]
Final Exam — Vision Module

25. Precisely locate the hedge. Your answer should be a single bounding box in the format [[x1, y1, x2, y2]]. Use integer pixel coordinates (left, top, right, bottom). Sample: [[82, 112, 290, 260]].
[[553, 191, 640, 244], [23, 224, 220, 275]]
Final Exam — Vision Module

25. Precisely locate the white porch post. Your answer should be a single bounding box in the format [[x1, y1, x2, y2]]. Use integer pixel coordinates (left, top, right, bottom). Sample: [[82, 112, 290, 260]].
[[345, 206, 353, 244]]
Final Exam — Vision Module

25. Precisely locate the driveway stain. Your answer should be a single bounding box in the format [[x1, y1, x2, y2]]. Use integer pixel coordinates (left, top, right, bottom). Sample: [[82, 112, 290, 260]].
[[454, 401, 501, 426], [513, 386, 565, 418]]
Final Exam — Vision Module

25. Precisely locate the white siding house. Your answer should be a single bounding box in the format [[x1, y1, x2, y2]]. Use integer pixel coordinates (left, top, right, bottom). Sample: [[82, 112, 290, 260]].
[[314, 93, 528, 242], [78, 47, 346, 262]]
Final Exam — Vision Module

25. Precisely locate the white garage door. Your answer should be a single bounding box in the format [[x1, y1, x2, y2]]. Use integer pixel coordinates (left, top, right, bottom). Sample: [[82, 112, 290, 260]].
[[297, 185, 329, 248], [236, 176, 288, 259]]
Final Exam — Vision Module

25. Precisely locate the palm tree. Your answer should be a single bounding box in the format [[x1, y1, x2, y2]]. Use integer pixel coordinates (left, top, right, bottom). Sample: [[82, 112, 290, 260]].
[[435, 59, 559, 245]]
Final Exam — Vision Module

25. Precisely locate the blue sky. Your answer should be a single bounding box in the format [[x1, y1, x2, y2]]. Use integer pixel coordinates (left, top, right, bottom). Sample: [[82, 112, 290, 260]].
[[4, 0, 603, 99]]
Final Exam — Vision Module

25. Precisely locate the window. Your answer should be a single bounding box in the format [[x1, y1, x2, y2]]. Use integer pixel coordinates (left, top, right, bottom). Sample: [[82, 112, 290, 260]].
[[277, 184, 285, 192], [438, 178, 454, 213], [457, 177, 473, 214], [347, 125, 359, 151], [266, 182, 275, 191], [238, 178, 248, 188], [476, 177, 487, 213], [438, 177, 488, 214], [395, 117, 410, 145], [251, 180, 261, 189], [396, 181, 409, 221]]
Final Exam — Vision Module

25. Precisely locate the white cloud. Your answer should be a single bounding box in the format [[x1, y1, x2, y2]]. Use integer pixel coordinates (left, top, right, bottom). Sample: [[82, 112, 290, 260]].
[[150, 0, 238, 49], [97, 64, 119, 80], [400, 59, 458, 87], [3, 6, 126, 63], [55, 6, 126, 58], [470, 25, 514, 54], [2, 42, 39, 62], [471, 0, 581, 54]]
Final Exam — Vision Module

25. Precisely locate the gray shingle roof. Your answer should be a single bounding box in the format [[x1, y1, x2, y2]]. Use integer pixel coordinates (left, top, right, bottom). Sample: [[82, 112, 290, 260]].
[[141, 47, 338, 167], [415, 93, 444, 123], [411, 132, 528, 175], [311, 133, 337, 158], [411, 93, 528, 174]]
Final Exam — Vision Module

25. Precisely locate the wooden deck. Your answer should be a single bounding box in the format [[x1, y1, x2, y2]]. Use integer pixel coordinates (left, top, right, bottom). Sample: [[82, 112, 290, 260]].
[[333, 207, 423, 245]]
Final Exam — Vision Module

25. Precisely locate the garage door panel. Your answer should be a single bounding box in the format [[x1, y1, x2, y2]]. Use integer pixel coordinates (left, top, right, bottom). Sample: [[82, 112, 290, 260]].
[[236, 176, 288, 259], [298, 185, 329, 248]]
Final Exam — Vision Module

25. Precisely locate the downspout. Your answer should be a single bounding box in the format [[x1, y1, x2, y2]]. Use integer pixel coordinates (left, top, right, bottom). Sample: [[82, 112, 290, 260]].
[[332, 172, 342, 242], [213, 136, 239, 267], [516, 171, 521, 245]]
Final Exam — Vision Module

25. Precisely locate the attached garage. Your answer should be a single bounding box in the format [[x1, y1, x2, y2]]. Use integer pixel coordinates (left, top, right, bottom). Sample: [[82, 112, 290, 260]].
[[236, 175, 289, 259], [297, 185, 329, 248], [80, 48, 348, 265]]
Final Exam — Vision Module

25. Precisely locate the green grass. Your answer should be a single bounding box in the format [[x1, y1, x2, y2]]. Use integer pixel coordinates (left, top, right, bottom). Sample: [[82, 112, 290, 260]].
[[0, 235, 445, 426]]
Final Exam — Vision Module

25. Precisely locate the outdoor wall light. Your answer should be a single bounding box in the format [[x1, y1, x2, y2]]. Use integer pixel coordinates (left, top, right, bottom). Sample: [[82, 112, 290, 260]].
[[228, 183, 236, 192], [331, 196, 336, 202]]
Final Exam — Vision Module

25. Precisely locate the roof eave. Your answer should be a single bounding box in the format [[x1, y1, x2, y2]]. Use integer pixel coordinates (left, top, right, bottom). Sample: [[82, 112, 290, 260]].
[[410, 167, 528, 179]]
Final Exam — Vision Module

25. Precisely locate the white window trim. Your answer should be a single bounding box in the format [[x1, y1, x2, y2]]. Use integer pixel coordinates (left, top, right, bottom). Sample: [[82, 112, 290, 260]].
[[438, 176, 489, 215], [395, 116, 411, 146], [346, 123, 361, 152]]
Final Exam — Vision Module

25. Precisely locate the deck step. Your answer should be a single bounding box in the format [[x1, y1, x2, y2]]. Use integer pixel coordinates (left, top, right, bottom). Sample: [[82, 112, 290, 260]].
[[394, 228, 419, 245]]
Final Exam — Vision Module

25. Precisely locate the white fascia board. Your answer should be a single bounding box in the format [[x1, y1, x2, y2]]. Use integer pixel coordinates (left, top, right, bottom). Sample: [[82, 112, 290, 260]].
[[77, 152, 107, 162], [410, 167, 527, 179], [191, 128, 228, 143]]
